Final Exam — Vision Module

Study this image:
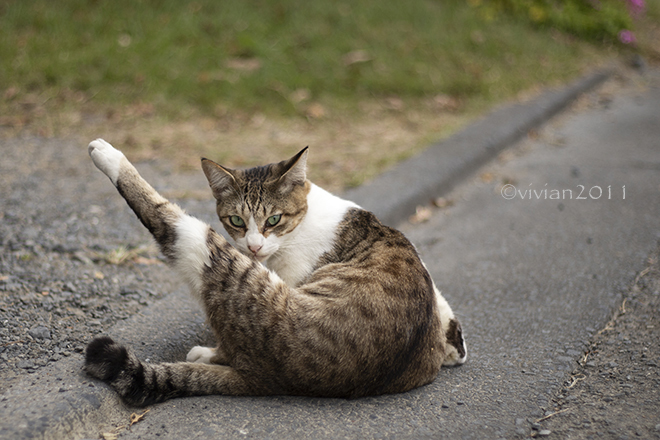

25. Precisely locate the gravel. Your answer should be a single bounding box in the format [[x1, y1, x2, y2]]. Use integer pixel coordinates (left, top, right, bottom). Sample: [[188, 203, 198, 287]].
[[0, 134, 216, 392]]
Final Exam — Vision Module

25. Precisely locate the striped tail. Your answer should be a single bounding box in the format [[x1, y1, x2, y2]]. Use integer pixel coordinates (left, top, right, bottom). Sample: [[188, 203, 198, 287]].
[[85, 337, 253, 407]]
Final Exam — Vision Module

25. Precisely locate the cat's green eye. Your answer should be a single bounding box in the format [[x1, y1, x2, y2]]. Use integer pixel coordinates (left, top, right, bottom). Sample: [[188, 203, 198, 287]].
[[266, 214, 281, 227], [229, 215, 245, 228]]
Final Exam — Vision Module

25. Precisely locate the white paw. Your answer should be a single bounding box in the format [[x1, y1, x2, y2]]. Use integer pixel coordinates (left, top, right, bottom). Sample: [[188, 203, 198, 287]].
[[88, 138, 126, 184], [186, 346, 216, 364]]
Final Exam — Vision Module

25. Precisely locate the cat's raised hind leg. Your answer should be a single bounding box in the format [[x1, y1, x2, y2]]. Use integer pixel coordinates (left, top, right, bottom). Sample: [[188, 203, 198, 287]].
[[88, 137, 279, 306], [88, 138, 216, 294]]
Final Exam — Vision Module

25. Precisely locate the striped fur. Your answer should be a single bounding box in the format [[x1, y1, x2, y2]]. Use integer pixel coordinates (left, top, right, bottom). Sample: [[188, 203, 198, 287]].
[[85, 139, 466, 406]]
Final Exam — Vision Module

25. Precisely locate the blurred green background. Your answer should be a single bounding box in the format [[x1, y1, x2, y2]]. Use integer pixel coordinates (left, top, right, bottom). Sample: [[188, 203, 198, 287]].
[[1, 0, 658, 188]]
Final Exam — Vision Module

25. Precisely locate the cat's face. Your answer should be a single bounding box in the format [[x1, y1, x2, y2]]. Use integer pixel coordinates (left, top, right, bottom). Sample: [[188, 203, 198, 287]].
[[202, 148, 310, 263]]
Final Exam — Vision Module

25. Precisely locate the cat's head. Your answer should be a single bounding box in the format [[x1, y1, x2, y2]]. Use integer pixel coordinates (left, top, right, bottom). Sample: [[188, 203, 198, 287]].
[[435, 289, 467, 366], [201, 148, 310, 263]]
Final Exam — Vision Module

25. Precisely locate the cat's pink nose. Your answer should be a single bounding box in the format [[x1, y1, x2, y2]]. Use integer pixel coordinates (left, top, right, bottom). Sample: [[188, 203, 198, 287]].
[[249, 244, 262, 255]]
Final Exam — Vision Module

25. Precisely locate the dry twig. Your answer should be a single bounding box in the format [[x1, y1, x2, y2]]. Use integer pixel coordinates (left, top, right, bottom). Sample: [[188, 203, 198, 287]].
[[566, 374, 586, 389], [101, 409, 150, 439], [634, 266, 651, 286], [535, 408, 569, 423], [129, 409, 150, 428], [579, 351, 590, 365]]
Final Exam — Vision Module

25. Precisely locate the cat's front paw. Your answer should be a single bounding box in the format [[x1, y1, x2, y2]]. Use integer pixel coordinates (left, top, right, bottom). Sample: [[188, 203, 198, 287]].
[[88, 138, 126, 185], [186, 346, 216, 364]]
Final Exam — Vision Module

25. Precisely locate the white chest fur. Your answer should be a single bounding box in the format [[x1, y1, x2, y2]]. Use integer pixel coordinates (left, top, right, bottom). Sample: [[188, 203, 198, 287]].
[[264, 184, 358, 286]]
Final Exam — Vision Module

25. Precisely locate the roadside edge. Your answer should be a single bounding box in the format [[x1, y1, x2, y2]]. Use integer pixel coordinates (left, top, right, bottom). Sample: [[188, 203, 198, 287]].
[[344, 69, 612, 226]]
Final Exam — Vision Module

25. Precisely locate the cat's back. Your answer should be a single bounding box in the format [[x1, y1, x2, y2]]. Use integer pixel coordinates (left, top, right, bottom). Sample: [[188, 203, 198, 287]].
[[287, 207, 444, 397], [312, 207, 433, 292]]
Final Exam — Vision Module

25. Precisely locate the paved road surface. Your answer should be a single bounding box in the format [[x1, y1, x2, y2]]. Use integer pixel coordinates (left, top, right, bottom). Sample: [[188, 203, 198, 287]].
[[1, 69, 658, 439]]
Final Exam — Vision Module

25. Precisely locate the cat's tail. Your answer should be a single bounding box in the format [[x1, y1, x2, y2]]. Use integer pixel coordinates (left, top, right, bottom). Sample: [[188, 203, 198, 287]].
[[85, 336, 255, 406]]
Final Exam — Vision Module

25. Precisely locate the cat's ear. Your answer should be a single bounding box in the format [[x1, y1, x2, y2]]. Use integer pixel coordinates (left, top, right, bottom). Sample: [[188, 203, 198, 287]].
[[201, 158, 238, 200], [276, 147, 308, 192]]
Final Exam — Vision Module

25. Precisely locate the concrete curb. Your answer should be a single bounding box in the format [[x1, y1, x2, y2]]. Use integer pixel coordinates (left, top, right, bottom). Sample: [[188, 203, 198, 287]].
[[2, 284, 211, 440], [344, 69, 612, 226]]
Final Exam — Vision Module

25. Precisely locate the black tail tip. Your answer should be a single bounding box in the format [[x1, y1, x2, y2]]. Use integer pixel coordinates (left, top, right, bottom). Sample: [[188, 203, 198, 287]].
[[85, 336, 129, 382]]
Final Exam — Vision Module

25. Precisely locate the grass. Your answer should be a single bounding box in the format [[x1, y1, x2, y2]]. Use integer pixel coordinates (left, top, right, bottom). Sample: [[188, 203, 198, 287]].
[[2, 0, 658, 191]]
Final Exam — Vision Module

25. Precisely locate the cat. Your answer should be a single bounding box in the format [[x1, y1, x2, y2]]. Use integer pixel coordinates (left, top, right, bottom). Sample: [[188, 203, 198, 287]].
[[84, 138, 466, 406]]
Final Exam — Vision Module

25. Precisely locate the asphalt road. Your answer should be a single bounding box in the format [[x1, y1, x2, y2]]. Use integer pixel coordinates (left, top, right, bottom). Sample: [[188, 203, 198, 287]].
[[1, 68, 658, 439], [112, 69, 660, 440]]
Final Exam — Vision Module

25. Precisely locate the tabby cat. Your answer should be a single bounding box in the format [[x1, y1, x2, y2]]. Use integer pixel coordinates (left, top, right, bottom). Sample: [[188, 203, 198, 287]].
[[84, 139, 466, 406]]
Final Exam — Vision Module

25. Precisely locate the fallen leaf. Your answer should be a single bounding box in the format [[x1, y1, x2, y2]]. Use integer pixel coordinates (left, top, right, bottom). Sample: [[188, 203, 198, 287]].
[[117, 34, 132, 48], [384, 97, 404, 111], [289, 88, 311, 104], [225, 58, 261, 72], [305, 103, 326, 119], [3, 87, 19, 101], [342, 50, 371, 66], [432, 94, 461, 112], [432, 197, 454, 209], [501, 176, 516, 185], [133, 257, 163, 266], [409, 206, 432, 224], [480, 172, 494, 183]]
